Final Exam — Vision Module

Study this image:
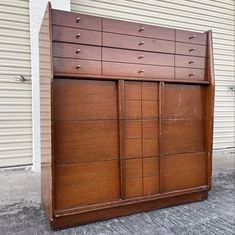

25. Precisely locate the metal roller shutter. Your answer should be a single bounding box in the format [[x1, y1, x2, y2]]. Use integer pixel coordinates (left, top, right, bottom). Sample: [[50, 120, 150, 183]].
[[0, 0, 32, 167], [71, 0, 235, 150]]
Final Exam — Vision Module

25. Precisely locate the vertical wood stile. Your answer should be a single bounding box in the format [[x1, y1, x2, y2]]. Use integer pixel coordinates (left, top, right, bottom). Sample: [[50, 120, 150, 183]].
[[118, 80, 125, 199], [159, 81, 164, 193], [206, 30, 215, 189], [141, 82, 144, 195]]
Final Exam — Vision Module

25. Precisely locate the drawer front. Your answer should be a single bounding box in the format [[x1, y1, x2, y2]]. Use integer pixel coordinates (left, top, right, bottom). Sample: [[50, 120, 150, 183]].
[[103, 47, 174, 66], [175, 55, 206, 69], [175, 68, 205, 81], [54, 58, 102, 75], [103, 32, 175, 53], [103, 18, 175, 41], [103, 61, 174, 79], [52, 26, 102, 46], [52, 9, 102, 30], [53, 42, 101, 60], [176, 30, 207, 45], [176, 42, 206, 57]]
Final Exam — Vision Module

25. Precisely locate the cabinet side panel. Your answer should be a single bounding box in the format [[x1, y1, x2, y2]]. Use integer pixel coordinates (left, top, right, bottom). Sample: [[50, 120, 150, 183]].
[[206, 30, 215, 189], [39, 3, 53, 220]]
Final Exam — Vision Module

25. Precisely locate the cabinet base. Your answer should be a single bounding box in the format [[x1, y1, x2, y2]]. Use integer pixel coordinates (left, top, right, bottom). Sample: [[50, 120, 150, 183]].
[[50, 190, 208, 230]]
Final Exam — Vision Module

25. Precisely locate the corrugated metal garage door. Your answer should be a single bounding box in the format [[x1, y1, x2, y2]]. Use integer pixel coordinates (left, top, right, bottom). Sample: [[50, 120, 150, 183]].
[[0, 0, 32, 166], [71, 0, 235, 150]]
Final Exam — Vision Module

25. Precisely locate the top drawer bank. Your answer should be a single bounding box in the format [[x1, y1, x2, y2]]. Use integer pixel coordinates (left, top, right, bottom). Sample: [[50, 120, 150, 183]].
[[52, 9, 208, 80]]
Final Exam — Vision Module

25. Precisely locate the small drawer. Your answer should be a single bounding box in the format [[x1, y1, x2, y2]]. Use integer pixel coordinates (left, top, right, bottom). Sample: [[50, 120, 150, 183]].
[[53, 42, 101, 60], [103, 61, 174, 79], [103, 32, 175, 54], [176, 29, 207, 45], [175, 68, 205, 81], [102, 47, 174, 66], [176, 42, 206, 57], [103, 18, 175, 41], [53, 58, 101, 75], [175, 55, 206, 69], [52, 9, 102, 30], [52, 26, 102, 46]]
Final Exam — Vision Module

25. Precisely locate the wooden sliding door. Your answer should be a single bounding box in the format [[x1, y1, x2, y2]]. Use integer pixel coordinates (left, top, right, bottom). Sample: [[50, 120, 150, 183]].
[[53, 79, 120, 210], [161, 84, 207, 192]]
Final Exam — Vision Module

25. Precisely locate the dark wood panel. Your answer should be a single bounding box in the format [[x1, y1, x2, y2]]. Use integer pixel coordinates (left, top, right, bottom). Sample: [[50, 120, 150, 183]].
[[143, 157, 159, 177], [142, 100, 159, 118], [54, 120, 119, 164], [52, 9, 102, 30], [55, 160, 120, 209], [143, 176, 159, 196], [102, 47, 174, 66], [125, 81, 141, 100], [164, 84, 206, 119], [176, 42, 206, 57], [53, 42, 101, 60], [143, 156, 160, 196], [143, 139, 159, 157], [175, 55, 206, 69], [53, 58, 101, 75], [161, 152, 207, 192], [142, 82, 158, 101], [176, 30, 207, 45], [124, 139, 142, 159], [124, 100, 142, 119], [175, 67, 205, 81], [103, 32, 175, 53], [143, 120, 158, 139], [124, 120, 142, 139], [125, 178, 143, 198], [52, 26, 102, 45], [163, 119, 206, 155], [103, 62, 174, 79], [103, 18, 175, 40], [53, 79, 118, 120], [125, 158, 142, 179]]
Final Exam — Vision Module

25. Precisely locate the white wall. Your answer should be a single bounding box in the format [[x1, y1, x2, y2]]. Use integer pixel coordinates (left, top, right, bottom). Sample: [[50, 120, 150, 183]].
[[30, 0, 70, 172]]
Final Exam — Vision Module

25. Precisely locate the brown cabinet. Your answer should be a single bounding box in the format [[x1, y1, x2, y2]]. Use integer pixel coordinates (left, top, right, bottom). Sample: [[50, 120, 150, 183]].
[[40, 4, 214, 230]]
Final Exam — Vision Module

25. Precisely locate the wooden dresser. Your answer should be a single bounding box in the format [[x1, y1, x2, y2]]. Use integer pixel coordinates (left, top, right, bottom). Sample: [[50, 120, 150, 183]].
[[39, 3, 214, 230]]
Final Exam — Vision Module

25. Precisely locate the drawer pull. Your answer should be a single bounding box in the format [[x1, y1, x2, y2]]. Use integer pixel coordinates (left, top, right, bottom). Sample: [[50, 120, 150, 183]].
[[139, 41, 145, 45], [189, 34, 196, 39], [189, 48, 196, 52], [139, 26, 145, 32], [76, 65, 81, 69], [76, 49, 81, 54], [189, 72, 196, 77], [76, 17, 80, 23], [138, 69, 144, 73], [138, 54, 144, 59], [76, 33, 81, 38], [188, 60, 195, 64]]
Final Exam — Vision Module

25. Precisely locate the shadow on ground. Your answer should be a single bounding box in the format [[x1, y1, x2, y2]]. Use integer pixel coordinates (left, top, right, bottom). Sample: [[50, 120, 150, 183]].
[[0, 168, 234, 235]]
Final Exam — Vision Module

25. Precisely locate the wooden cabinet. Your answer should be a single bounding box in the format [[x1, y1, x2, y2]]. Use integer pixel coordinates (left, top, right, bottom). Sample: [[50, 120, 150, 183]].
[[39, 4, 214, 230]]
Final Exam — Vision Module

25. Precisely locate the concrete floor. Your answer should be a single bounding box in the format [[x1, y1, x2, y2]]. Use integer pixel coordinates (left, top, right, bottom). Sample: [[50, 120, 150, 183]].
[[0, 152, 234, 235]]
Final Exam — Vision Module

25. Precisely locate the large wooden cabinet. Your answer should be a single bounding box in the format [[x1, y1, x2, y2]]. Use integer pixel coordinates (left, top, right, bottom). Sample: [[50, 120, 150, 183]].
[[39, 4, 214, 230]]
